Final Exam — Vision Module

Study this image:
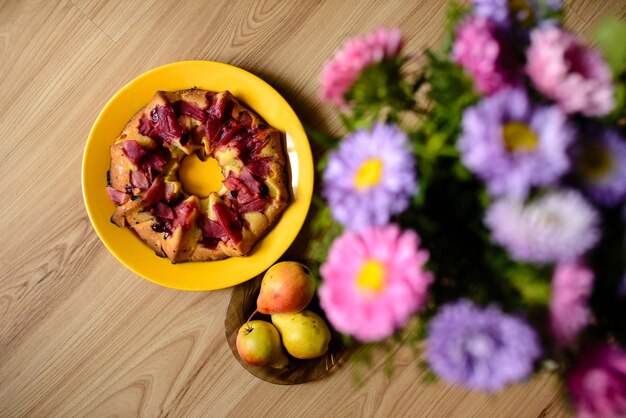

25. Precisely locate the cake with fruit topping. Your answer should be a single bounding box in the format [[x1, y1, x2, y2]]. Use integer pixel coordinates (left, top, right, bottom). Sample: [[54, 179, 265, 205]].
[[106, 89, 290, 263]]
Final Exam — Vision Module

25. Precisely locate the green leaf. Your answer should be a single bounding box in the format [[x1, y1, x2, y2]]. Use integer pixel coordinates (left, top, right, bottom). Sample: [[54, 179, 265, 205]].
[[442, 0, 471, 53], [304, 126, 340, 149], [351, 369, 365, 387], [339, 112, 356, 131], [384, 350, 395, 378], [608, 82, 626, 120], [425, 133, 447, 158], [593, 17, 626, 75], [507, 264, 552, 307], [422, 370, 437, 383], [315, 152, 330, 175]]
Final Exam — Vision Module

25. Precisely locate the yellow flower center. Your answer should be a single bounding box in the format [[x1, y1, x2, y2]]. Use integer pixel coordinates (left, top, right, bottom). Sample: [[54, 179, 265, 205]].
[[356, 260, 386, 294], [502, 122, 538, 152], [508, 0, 535, 27], [354, 158, 384, 190], [578, 144, 613, 180]]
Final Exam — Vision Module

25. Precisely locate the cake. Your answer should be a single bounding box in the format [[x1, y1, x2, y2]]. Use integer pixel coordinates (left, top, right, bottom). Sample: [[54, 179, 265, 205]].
[[106, 89, 290, 263]]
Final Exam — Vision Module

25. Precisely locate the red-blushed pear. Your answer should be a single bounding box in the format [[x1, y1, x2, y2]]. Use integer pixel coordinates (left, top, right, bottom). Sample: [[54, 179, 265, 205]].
[[257, 261, 316, 315], [236, 320, 288, 369]]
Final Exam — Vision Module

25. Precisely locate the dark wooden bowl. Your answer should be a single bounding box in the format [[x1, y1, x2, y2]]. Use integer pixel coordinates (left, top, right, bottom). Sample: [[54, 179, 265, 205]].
[[224, 274, 349, 384]]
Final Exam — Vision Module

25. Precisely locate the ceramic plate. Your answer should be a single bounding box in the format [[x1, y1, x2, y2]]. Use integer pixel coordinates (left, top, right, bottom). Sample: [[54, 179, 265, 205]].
[[82, 61, 314, 290]]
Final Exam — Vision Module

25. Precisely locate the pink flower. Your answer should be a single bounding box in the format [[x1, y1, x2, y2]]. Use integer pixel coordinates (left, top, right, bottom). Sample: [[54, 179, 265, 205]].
[[320, 27, 403, 107], [452, 16, 519, 95], [568, 344, 626, 418], [549, 263, 594, 348], [526, 27, 614, 117], [319, 225, 432, 342]]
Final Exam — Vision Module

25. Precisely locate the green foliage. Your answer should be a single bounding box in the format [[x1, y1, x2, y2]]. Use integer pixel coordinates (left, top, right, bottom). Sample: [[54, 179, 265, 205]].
[[413, 50, 478, 181], [350, 344, 374, 386], [442, 0, 471, 53], [594, 17, 626, 121], [507, 264, 552, 307], [342, 57, 417, 129], [305, 126, 340, 150], [305, 198, 343, 264], [536, 0, 564, 25], [594, 17, 626, 75]]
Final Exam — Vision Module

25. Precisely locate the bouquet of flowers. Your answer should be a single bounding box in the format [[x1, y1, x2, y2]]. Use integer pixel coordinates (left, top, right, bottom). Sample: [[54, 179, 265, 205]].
[[306, 1, 626, 416]]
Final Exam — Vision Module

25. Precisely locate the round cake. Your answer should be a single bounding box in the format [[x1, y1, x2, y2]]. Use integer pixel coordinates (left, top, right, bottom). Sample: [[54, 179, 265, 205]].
[[106, 89, 290, 263]]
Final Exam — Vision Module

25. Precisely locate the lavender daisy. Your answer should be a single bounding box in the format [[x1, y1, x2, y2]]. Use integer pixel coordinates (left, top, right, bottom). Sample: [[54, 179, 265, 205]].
[[323, 124, 417, 231], [573, 129, 626, 207], [473, 0, 533, 27], [459, 88, 574, 198], [426, 300, 541, 392], [472, 0, 562, 27], [485, 189, 600, 264]]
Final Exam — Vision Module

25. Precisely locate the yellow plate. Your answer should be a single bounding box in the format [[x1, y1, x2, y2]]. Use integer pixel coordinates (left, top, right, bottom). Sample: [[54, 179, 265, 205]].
[[82, 61, 314, 291]]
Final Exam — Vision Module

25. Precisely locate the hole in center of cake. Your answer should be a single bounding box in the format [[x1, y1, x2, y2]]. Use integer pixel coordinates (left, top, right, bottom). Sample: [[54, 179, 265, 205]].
[[179, 154, 225, 198]]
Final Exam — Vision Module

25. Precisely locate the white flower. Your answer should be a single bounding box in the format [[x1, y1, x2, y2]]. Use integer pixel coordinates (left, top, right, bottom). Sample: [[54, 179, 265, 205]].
[[485, 190, 600, 263]]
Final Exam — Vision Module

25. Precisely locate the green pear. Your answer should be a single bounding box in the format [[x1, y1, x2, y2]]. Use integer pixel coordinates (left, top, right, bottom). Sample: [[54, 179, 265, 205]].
[[271, 310, 331, 360], [236, 320, 289, 369]]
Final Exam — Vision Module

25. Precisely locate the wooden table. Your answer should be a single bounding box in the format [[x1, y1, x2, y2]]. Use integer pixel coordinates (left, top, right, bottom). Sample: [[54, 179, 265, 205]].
[[2, 1, 625, 416]]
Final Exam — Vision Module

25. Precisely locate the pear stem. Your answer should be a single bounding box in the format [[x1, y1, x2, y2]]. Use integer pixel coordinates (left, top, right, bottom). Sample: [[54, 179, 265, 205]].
[[247, 309, 259, 323]]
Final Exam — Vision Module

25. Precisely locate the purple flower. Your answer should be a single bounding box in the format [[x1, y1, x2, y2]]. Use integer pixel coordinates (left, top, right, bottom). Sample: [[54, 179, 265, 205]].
[[473, 0, 530, 27], [459, 88, 574, 198], [452, 16, 520, 95], [526, 27, 614, 117], [323, 124, 417, 231], [573, 129, 626, 207], [473, 0, 563, 27], [485, 190, 600, 264], [472, 0, 509, 25], [568, 344, 626, 418], [549, 263, 594, 348], [426, 300, 541, 392]]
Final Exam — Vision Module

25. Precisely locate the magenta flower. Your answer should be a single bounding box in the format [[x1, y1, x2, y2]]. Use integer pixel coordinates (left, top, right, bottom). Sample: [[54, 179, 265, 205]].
[[526, 27, 614, 117], [549, 263, 594, 348], [568, 344, 626, 418], [320, 27, 403, 108], [319, 225, 432, 342], [452, 16, 519, 95]]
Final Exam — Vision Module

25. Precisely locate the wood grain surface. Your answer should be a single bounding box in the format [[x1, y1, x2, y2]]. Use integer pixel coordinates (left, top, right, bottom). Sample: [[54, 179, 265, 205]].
[[1, 1, 625, 417]]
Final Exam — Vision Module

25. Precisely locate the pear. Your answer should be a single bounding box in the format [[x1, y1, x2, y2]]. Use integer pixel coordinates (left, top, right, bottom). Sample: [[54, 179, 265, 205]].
[[236, 320, 289, 369], [272, 310, 331, 360], [257, 261, 316, 315]]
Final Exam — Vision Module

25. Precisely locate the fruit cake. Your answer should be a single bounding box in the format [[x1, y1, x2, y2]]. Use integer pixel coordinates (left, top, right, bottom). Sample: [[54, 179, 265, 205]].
[[106, 89, 290, 263]]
